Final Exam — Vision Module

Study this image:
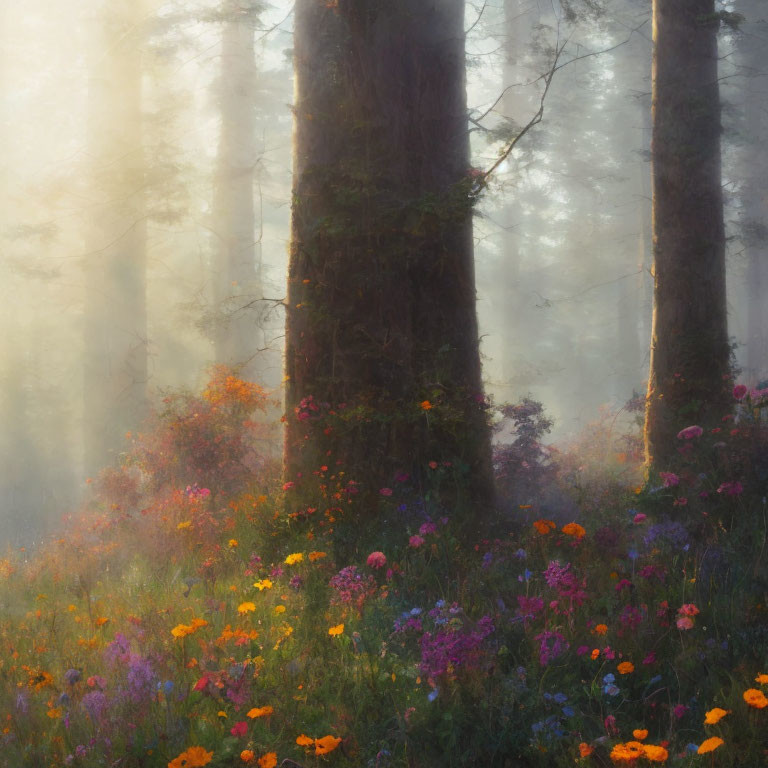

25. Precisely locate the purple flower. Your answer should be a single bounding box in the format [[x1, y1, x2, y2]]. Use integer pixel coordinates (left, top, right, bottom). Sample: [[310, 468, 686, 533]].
[[534, 630, 569, 666]]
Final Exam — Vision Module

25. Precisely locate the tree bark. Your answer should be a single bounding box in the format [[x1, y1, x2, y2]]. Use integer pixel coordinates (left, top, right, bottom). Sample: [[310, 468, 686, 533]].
[[285, 0, 493, 545], [211, 1, 263, 378], [83, 0, 148, 475], [644, 0, 729, 468]]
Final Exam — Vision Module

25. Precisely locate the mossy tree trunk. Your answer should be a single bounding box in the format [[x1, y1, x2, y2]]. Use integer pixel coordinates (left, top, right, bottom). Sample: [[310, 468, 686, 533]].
[[644, 0, 730, 469], [285, 0, 493, 547]]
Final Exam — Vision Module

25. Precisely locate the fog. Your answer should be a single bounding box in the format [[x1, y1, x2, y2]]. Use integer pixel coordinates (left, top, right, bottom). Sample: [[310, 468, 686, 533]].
[[1, 0, 765, 545]]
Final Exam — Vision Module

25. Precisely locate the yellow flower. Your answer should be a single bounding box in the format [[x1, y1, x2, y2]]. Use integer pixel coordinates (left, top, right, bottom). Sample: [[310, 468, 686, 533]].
[[697, 737, 724, 755], [285, 553, 304, 565], [632, 729, 648, 741], [743, 688, 768, 708], [617, 661, 635, 675], [562, 522, 586, 539], [296, 734, 314, 747], [315, 735, 342, 755], [253, 579, 273, 591], [328, 623, 344, 636], [217, 711, 228, 718], [171, 624, 193, 638], [228, 539, 238, 548], [274, 605, 286, 615], [177, 521, 192, 530], [168, 746, 213, 768], [704, 707, 729, 724], [247, 706, 274, 719], [755, 673, 768, 685], [258, 753, 277, 768], [238, 602, 256, 614]]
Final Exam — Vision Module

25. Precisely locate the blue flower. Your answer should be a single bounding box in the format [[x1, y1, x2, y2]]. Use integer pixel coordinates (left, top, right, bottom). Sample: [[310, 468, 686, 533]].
[[553, 693, 568, 704], [603, 684, 620, 696], [561, 706, 575, 717], [427, 688, 439, 702], [602, 673, 615, 684]]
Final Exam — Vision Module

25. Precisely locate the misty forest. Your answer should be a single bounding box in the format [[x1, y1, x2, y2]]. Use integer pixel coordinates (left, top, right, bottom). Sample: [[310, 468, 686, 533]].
[[2, 0, 768, 765]]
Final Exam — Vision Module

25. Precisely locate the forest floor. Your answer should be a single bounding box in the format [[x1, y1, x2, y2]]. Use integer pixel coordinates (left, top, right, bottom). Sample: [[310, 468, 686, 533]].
[[0, 370, 766, 767]]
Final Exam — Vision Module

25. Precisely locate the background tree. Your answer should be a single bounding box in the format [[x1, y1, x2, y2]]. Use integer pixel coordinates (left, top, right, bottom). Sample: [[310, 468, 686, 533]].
[[210, 0, 265, 379], [83, 0, 149, 474], [285, 0, 494, 545], [644, 0, 729, 468]]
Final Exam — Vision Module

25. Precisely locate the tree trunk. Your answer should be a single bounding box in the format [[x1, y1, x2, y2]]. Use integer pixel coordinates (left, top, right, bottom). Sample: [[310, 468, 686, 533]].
[[211, 1, 262, 378], [83, 0, 148, 475], [285, 0, 493, 547], [739, 4, 768, 386], [644, 0, 729, 468]]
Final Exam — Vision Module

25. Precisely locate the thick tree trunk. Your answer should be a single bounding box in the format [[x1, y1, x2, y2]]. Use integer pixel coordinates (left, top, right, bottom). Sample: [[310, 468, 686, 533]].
[[83, 0, 148, 475], [285, 0, 493, 545], [212, 1, 262, 378], [644, 0, 729, 468]]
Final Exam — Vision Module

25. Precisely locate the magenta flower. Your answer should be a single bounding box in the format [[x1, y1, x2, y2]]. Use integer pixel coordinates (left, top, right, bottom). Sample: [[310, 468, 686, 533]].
[[230, 721, 248, 738], [677, 425, 703, 440], [660, 472, 679, 488], [633, 513, 647, 524], [366, 551, 387, 569], [717, 480, 743, 496], [733, 384, 748, 400], [379, 487, 393, 497], [409, 535, 425, 548]]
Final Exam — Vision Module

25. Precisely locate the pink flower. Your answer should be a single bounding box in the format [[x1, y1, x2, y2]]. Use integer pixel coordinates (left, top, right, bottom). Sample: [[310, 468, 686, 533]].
[[717, 481, 743, 496], [379, 487, 393, 497], [677, 425, 703, 440], [673, 497, 688, 506], [230, 721, 248, 738], [643, 652, 656, 665], [678, 603, 699, 617], [633, 513, 647, 524], [604, 715, 618, 735], [366, 551, 387, 569], [660, 472, 679, 488], [733, 384, 748, 400], [676, 616, 694, 630], [408, 535, 425, 548], [282, 481, 295, 491]]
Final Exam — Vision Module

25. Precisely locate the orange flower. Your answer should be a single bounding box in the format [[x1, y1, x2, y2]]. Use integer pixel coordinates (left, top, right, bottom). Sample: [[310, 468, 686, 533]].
[[755, 673, 768, 685], [632, 730, 648, 741], [697, 737, 724, 754], [168, 746, 214, 768], [258, 753, 277, 768], [594, 624, 608, 636], [328, 624, 344, 636], [419, 400, 433, 411], [296, 735, 314, 747], [610, 741, 645, 763], [247, 706, 274, 719], [704, 707, 729, 724], [591, 648, 600, 660], [642, 744, 668, 762], [562, 522, 586, 539], [617, 662, 635, 675], [315, 735, 342, 755], [578, 742, 593, 757], [744, 688, 768, 708], [240, 750, 255, 763], [94, 617, 109, 627], [533, 519, 556, 535], [308, 551, 327, 561]]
